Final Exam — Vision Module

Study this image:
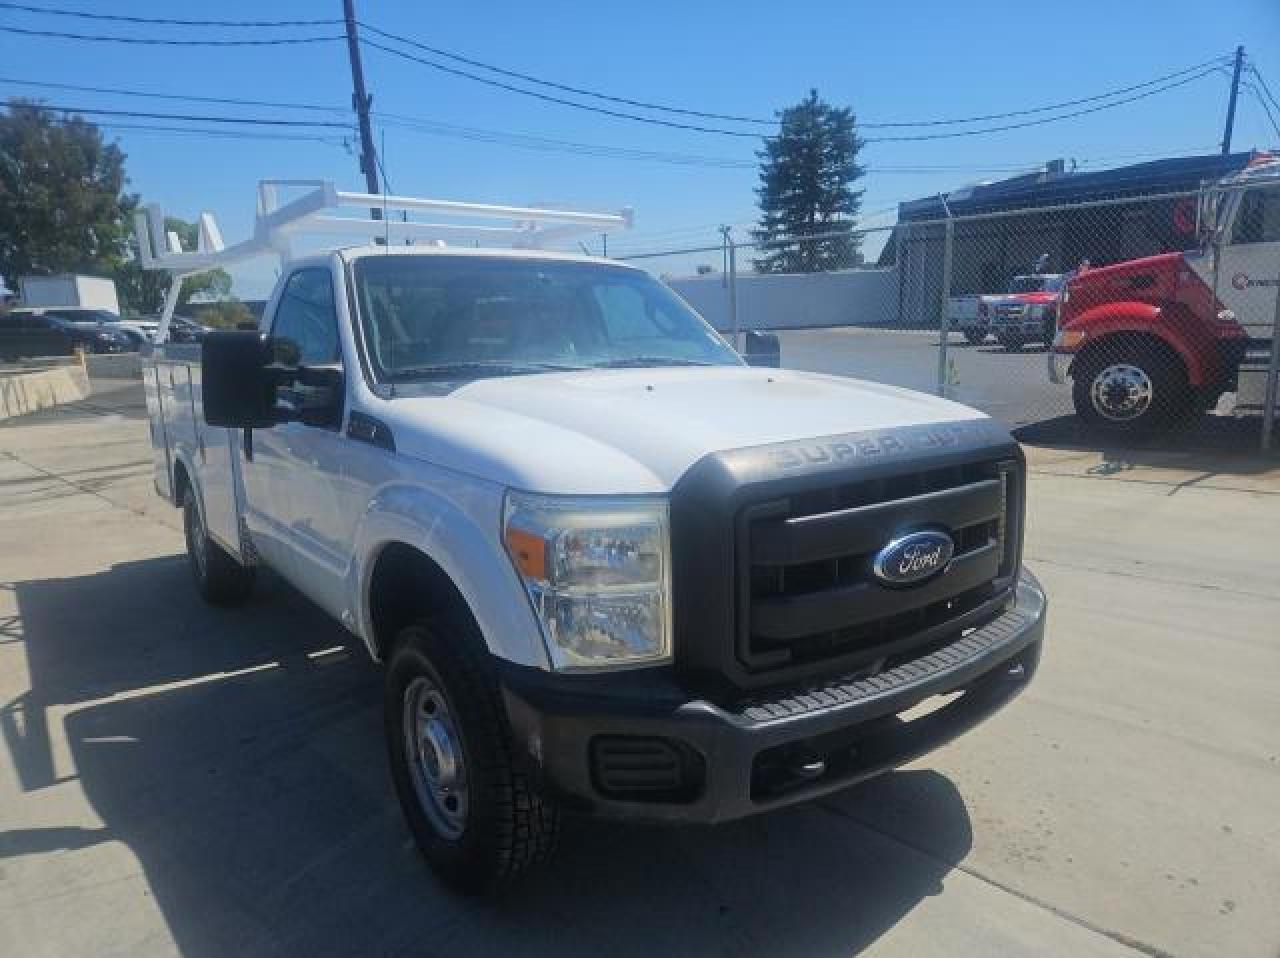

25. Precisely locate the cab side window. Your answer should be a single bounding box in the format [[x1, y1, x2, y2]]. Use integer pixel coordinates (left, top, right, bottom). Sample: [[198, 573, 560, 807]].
[[272, 269, 341, 365], [1232, 187, 1280, 246]]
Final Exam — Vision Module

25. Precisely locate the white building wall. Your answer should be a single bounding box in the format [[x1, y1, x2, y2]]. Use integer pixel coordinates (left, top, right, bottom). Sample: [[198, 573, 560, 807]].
[[667, 267, 901, 332]]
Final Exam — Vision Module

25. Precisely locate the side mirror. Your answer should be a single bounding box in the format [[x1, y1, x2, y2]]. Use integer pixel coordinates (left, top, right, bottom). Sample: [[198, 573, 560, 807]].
[[742, 330, 781, 368], [202, 331, 276, 428]]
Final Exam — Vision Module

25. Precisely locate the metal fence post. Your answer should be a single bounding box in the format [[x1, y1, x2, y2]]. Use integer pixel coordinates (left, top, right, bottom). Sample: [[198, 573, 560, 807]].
[[1263, 272, 1280, 452], [727, 231, 740, 351], [935, 206, 954, 397]]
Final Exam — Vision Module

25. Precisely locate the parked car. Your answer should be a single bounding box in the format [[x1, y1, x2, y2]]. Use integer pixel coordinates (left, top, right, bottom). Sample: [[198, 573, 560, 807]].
[[144, 313, 211, 344], [0, 310, 132, 360], [14, 307, 156, 349]]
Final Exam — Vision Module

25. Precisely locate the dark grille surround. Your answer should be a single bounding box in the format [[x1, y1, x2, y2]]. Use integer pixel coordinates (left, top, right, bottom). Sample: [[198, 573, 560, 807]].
[[670, 420, 1025, 693]]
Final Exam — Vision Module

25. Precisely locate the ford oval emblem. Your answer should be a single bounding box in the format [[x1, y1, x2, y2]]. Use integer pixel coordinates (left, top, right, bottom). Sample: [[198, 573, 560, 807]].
[[872, 530, 955, 587]]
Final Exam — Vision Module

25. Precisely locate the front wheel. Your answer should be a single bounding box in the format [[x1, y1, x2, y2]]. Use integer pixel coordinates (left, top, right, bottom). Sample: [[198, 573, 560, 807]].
[[182, 486, 254, 605], [385, 616, 560, 895], [1071, 342, 1190, 435]]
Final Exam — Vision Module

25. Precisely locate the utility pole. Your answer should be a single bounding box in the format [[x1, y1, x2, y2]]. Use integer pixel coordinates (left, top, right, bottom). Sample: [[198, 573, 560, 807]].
[[342, 0, 381, 219], [1222, 45, 1245, 155]]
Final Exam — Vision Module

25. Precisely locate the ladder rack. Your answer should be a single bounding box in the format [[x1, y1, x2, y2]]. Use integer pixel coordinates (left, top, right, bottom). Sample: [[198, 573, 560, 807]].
[[137, 179, 634, 341]]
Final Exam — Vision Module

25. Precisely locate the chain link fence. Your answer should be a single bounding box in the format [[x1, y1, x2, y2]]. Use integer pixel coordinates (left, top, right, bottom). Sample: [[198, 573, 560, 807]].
[[623, 182, 1280, 450]]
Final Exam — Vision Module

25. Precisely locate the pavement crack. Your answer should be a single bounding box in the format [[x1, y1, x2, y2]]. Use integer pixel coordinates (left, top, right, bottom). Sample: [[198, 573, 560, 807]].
[[0, 450, 166, 528], [816, 801, 1178, 958]]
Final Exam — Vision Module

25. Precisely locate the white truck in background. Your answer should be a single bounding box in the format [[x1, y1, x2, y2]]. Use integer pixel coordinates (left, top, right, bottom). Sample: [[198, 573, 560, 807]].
[[140, 181, 1046, 894], [19, 274, 121, 313], [947, 294, 992, 344]]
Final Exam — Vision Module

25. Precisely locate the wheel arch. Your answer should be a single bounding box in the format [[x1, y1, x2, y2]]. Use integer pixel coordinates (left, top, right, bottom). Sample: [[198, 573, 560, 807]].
[[1063, 302, 1207, 385], [350, 485, 549, 669], [365, 542, 477, 663]]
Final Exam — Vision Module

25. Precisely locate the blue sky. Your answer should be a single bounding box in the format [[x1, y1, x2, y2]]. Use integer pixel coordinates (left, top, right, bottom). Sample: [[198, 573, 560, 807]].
[[2, 0, 1278, 296]]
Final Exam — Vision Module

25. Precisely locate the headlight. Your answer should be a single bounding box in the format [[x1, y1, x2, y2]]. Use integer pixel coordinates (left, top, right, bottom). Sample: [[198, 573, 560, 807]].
[[503, 492, 671, 670]]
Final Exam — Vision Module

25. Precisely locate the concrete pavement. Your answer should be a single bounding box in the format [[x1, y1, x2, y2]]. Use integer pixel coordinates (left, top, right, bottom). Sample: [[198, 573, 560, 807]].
[[0, 381, 1276, 957]]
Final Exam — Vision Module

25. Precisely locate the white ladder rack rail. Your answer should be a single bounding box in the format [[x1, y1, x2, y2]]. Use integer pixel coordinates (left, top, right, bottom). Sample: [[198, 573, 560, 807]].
[[135, 179, 634, 342]]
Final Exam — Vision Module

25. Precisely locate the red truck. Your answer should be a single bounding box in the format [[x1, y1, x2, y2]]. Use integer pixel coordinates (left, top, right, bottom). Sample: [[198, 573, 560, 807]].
[[1049, 156, 1279, 433]]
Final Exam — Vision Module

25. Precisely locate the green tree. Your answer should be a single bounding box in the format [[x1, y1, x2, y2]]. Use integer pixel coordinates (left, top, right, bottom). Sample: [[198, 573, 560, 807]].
[[114, 216, 232, 315], [752, 89, 865, 273], [0, 99, 135, 280], [189, 299, 255, 330]]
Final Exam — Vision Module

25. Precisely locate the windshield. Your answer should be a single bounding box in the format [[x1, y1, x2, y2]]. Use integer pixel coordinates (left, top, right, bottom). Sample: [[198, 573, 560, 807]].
[[352, 255, 741, 381], [1008, 275, 1064, 294]]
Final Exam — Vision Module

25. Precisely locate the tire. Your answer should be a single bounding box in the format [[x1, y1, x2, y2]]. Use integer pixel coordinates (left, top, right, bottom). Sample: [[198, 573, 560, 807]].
[[1071, 340, 1190, 435], [964, 330, 985, 345], [182, 485, 254, 605], [385, 615, 560, 895], [997, 335, 1024, 352]]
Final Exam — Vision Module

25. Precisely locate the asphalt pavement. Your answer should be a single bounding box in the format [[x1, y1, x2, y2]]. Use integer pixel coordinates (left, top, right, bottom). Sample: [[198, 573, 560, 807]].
[[0, 370, 1277, 958]]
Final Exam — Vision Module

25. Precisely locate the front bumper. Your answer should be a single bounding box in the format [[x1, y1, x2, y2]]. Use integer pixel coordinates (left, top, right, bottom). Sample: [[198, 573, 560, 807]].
[[500, 568, 1046, 824], [1048, 350, 1072, 384]]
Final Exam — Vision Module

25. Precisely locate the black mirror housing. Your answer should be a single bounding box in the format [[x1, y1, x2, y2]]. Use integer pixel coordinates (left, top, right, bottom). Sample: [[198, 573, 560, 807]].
[[742, 330, 781, 368], [201, 331, 276, 428]]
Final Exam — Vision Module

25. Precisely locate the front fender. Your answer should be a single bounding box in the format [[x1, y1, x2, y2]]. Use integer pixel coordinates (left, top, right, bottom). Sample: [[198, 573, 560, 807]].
[[1063, 301, 1215, 386], [348, 478, 550, 669]]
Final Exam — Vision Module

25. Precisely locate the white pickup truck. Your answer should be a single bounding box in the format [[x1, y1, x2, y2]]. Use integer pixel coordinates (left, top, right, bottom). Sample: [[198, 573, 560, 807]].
[[142, 182, 1046, 893]]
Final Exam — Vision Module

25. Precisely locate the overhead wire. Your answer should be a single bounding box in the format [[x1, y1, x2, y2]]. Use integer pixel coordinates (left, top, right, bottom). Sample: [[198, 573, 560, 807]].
[[0, 2, 339, 27], [3, 101, 351, 129], [0, 76, 349, 114], [0, 25, 344, 46]]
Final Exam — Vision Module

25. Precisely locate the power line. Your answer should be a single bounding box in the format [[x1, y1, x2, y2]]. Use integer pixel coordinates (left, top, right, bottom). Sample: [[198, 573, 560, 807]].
[[0, 25, 344, 46], [356, 24, 1229, 133], [363, 32, 1224, 143], [864, 68, 1223, 142], [358, 22, 772, 126], [97, 121, 349, 145], [0, 76, 348, 114], [0, 2, 340, 27], [1248, 63, 1280, 114], [361, 38, 762, 138], [860, 55, 1232, 128], [1243, 83, 1280, 140], [2, 101, 352, 129]]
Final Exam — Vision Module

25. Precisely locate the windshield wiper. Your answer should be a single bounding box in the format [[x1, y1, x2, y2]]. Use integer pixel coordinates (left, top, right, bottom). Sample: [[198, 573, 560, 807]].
[[386, 360, 585, 382], [590, 356, 713, 369]]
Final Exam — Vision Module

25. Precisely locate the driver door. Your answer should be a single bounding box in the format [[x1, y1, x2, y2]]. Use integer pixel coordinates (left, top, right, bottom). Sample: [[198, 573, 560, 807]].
[[239, 268, 351, 613], [1218, 182, 1280, 337]]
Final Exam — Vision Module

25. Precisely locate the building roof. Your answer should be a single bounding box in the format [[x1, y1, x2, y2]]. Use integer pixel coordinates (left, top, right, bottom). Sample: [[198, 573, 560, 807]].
[[898, 151, 1260, 221]]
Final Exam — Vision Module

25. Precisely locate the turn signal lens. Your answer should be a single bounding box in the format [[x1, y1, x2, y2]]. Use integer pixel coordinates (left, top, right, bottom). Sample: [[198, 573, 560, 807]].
[[1055, 329, 1087, 351], [505, 527, 548, 580]]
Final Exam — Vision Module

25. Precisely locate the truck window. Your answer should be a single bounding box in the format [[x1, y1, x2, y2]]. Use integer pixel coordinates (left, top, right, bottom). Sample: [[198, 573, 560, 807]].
[[272, 269, 341, 365], [352, 255, 740, 381], [592, 285, 663, 340], [1231, 187, 1280, 246]]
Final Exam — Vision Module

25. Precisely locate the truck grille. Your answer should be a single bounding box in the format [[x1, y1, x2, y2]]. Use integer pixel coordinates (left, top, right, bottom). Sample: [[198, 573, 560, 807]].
[[735, 459, 1020, 674]]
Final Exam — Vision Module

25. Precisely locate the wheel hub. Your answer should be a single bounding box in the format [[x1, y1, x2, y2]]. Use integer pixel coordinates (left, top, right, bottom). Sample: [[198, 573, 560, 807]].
[[403, 676, 468, 839], [1090, 363, 1153, 421]]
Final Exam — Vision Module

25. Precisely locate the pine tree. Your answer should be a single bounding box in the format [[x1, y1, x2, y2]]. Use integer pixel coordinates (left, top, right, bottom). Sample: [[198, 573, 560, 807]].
[[752, 90, 865, 273]]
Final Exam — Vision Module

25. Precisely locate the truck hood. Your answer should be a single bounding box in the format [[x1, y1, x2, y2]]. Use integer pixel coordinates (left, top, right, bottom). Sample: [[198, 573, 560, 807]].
[[379, 366, 994, 494]]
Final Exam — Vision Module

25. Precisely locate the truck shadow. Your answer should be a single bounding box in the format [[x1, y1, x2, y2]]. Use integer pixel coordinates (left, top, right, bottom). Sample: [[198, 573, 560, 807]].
[[1015, 414, 1278, 480], [5, 557, 974, 957]]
